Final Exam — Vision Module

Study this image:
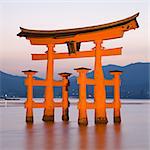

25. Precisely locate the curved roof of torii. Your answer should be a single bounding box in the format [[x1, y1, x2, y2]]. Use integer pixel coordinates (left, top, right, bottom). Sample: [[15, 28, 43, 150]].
[[17, 13, 139, 38]]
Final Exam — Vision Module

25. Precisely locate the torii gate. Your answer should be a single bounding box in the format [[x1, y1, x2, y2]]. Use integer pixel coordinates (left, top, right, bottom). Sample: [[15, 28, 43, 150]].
[[18, 13, 139, 125]]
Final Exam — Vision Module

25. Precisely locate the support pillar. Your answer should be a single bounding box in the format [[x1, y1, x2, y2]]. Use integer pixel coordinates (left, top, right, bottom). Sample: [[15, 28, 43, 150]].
[[110, 70, 122, 123], [94, 41, 108, 124], [43, 44, 55, 122], [59, 72, 72, 121], [75, 67, 90, 126], [22, 70, 37, 123]]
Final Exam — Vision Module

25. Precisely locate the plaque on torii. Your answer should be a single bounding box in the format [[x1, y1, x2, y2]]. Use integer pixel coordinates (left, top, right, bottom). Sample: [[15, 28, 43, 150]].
[[18, 13, 139, 125]]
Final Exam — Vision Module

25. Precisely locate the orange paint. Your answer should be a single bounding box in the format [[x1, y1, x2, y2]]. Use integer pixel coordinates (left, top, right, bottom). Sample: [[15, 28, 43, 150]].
[[94, 41, 108, 124], [20, 13, 139, 124], [31, 47, 122, 60], [59, 72, 71, 121], [42, 44, 55, 122], [22, 70, 37, 123], [110, 71, 122, 123], [75, 67, 91, 125]]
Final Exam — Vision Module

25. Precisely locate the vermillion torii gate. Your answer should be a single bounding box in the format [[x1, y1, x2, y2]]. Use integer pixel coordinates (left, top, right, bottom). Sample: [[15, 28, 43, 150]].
[[18, 13, 139, 125]]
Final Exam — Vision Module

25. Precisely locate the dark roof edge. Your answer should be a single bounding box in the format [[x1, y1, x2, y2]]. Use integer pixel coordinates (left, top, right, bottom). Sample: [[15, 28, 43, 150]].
[[17, 13, 139, 37]]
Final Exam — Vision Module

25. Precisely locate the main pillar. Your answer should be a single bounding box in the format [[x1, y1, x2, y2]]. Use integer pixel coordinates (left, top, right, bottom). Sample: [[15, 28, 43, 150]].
[[43, 44, 55, 122], [94, 41, 108, 124]]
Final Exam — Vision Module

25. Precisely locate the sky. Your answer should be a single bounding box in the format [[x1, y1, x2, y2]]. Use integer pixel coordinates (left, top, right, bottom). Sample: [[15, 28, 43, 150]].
[[0, 0, 149, 79]]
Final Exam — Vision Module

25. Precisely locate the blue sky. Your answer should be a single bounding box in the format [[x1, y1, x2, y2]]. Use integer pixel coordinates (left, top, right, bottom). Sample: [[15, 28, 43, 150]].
[[0, 0, 149, 78]]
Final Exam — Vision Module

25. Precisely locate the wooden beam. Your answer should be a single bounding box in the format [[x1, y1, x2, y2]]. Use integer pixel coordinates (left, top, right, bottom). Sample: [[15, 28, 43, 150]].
[[54, 102, 63, 107], [33, 80, 46, 86], [33, 102, 45, 108], [32, 54, 47, 60], [86, 78, 95, 85], [105, 80, 114, 86], [28, 28, 124, 45], [102, 47, 122, 56], [54, 50, 95, 59], [86, 102, 95, 109], [25, 102, 45, 108], [53, 81, 64, 86], [32, 79, 64, 87], [32, 47, 122, 60], [106, 103, 114, 108]]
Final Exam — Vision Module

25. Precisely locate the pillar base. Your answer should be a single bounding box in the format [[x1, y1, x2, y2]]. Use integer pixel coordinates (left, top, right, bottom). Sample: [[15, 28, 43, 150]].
[[42, 115, 54, 122], [95, 117, 108, 124], [78, 118, 88, 126], [114, 116, 121, 123], [62, 115, 69, 121], [26, 116, 33, 123], [62, 108, 69, 121]]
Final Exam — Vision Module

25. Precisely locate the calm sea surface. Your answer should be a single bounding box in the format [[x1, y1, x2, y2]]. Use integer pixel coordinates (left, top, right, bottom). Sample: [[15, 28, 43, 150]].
[[0, 98, 150, 150]]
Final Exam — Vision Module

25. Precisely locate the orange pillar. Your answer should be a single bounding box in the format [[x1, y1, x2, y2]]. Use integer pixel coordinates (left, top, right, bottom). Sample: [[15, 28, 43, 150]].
[[59, 72, 71, 121], [22, 70, 37, 123], [94, 41, 108, 124], [110, 70, 122, 123], [75, 67, 91, 126], [43, 44, 55, 122]]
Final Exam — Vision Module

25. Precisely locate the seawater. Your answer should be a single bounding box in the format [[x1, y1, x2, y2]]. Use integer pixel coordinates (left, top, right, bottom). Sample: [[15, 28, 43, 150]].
[[0, 99, 150, 150]]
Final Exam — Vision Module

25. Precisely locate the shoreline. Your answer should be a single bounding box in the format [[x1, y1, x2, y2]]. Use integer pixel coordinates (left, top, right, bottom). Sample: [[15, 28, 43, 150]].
[[0, 99, 150, 107]]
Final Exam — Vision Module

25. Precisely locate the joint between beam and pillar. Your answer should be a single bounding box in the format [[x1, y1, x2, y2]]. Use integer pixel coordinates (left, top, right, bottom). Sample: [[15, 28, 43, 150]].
[[105, 79, 114, 86], [53, 80, 64, 86], [106, 102, 114, 108], [86, 78, 95, 85], [54, 102, 63, 107]]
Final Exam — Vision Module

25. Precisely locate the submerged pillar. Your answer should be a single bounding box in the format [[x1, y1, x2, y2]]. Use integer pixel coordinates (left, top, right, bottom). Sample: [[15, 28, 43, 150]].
[[22, 70, 37, 123], [75, 67, 91, 126], [43, 44, 55, 122], [110, 70, 122, 123], [59, 72, 71, 121], [94, 41, 108, 124]]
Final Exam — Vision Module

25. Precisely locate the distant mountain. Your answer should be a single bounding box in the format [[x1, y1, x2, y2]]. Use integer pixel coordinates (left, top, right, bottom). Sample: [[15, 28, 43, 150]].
[[0, 71, 44, 98], [0, 62, 149, 99], [69, 62, 150, 99]]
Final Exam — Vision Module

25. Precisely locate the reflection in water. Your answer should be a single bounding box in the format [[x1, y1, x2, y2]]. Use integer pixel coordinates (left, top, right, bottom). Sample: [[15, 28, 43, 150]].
[[25, 122, 122, 150], [113, 124, 122, 150], [94, 125, 107, 150], [43, 123, 55, 150], [25, 123, 35, 150], [1, 103, 149, 150], [78, 126, 88, 150]]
